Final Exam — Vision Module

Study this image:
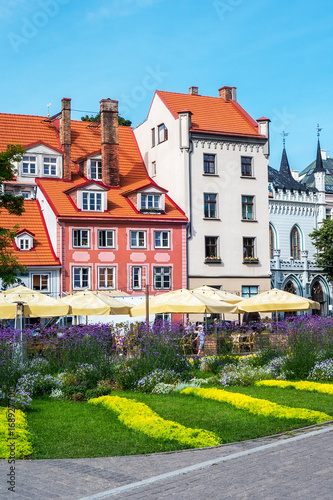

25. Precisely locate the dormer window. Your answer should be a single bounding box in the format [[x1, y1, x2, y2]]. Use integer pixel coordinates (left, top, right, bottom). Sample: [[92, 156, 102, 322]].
[[82, 191, 103, 211], [90, 160, 102, 180], [22, 156, 37, 175], [43, 157, 57, 176], [136, 187, 165, 214], [15, 231, 34, 251], [158, 123, 168, 144], [141, 194, 161, 210], [20, 238, 30, 250], [19, 146, 62, 179]]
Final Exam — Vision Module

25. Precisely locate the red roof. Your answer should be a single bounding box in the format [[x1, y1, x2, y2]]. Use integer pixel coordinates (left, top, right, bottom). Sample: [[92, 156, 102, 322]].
[[0, 200, 60, 267], [156, 90, 262, 137], [0, 112, 187, 222], [0, 113, 61, 152]]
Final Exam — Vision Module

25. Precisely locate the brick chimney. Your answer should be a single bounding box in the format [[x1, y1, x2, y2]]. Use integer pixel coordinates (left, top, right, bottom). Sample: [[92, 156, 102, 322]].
[[189, 86, 198, 95], [218, 86, 237, 101], [100, 99, 119, 187], [60, 98, 71, 180]]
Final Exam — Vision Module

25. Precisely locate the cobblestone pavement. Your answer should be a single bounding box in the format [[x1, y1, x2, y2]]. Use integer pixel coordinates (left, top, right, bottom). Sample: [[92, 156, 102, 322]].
[[1, 423, 332, 500]]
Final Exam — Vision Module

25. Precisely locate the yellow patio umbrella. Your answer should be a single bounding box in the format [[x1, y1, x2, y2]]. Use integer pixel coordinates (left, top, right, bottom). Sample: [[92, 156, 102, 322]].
[[0, 294, 17, 319], [57, 290, 132, 316], [192, 285, 244, 304], [0, 285, 69, 318], [237, 288, 320, 313], [130, 288, 239, 317]]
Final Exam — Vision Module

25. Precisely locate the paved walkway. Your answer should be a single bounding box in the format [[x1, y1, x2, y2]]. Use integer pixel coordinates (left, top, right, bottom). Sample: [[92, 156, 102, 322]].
[[1, 422, 333, 500]]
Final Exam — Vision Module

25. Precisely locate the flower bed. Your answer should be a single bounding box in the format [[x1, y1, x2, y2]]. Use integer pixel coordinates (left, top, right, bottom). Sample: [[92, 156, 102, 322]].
[[180, 387, 331, 423], [89, 395, 220, 448], [255, 380, 333, 396], [0, 407, 33, 459]]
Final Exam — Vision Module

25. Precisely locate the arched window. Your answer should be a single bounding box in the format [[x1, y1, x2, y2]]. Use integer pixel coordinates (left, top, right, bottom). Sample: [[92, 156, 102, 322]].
[[284, 280, 296, 294], [290, 226, 301, 260], [311, 280, 324, 316], [269, 225, 275, 259]]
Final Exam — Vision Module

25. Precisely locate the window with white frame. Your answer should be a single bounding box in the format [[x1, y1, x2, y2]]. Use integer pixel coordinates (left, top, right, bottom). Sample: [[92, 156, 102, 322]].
[[157, 123, 168, 143], [73, 229, 90, 248], [154, 267, 171, 290], [130, 230, 146, 248], [131, 266, 142, 289], [141, 194, 161, 210], [151, 128, 155, 147], [98, 267, 115, 289], [18, 237, 31, 250], [98, 229, 115, 248], [72, 267, 90, 289], [151, 161, 156, 177], [22, 155, 36, 175], [90, 160, 102, 180], [154, 231, 170, 248], [82, 192, 103, 211], [32, 274, 49, 291], [21, 192, 30, 199], [43, 157, 57, 176]]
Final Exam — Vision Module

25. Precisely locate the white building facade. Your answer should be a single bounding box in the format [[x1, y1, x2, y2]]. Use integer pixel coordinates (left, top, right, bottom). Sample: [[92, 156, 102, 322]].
[[135, 86, 271, 298]]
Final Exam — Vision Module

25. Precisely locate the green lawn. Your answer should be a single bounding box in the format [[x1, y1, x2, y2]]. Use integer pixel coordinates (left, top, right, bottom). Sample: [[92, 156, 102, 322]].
[[26, 386, 333, 459]]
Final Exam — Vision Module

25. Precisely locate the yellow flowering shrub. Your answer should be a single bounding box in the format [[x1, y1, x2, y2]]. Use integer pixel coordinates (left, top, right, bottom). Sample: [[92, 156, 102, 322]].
[[0, 407, 33, 459], [89, 395, 220, 448], [255, 379, 333, 396], [181, 387, 331, 423]]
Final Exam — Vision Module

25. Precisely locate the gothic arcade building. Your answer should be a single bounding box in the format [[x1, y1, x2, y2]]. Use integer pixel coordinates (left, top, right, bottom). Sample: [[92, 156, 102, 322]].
[[268, 142, 330, 316]]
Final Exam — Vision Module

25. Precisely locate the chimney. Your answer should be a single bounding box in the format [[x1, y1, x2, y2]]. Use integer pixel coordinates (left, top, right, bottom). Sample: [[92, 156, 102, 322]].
[[218, 86, 237, 102], [60, 98, 71, 180], [100, 99, 119, 187], [189, 86, 198, 95]]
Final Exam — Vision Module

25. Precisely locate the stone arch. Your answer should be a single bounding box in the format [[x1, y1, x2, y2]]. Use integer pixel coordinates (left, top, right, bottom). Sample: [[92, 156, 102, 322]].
[[281, 274, 303, 296], [310, 275, 330, 316]]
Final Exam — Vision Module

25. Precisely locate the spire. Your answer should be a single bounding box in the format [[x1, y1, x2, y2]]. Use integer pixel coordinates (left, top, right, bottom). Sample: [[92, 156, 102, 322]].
[[278, 146, 302, 190], [313, 139, 325, 173]]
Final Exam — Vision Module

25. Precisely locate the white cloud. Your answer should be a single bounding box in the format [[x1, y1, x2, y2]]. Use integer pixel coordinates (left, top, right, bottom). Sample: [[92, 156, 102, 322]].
[[86, 0, 164, 22]]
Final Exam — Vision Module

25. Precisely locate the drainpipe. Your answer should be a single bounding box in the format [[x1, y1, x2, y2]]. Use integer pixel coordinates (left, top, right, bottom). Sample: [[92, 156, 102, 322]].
[[186, 136, 193, 290]]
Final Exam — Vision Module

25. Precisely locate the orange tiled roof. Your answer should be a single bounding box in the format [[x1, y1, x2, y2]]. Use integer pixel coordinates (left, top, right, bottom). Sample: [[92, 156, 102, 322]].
[[0, 113, 61, 152], [156, 90, 262, 137], [0, 112, 187, 222], [0, 200, 60, 267], [37, 173, 186, 220]]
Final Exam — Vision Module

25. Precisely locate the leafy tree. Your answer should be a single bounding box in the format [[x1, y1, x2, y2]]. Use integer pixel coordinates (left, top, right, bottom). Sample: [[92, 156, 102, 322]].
[[310, 218, 333, 282], [0, 144, 26, 287], [81, 113, 132, 126]]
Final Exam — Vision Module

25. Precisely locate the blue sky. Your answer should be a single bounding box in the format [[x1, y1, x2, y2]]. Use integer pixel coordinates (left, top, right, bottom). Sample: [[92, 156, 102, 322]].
[[1, 0, 333, 172]]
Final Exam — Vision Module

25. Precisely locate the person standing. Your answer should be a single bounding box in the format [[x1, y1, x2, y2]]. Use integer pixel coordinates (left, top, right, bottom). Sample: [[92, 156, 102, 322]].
[[194, 325, 205, 356]]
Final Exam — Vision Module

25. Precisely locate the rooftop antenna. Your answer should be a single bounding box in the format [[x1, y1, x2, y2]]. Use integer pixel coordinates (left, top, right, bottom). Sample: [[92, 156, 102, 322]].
[[317, 123, 323, 138], [281, 130, 289, 148], [47, 103, 51, 117]]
